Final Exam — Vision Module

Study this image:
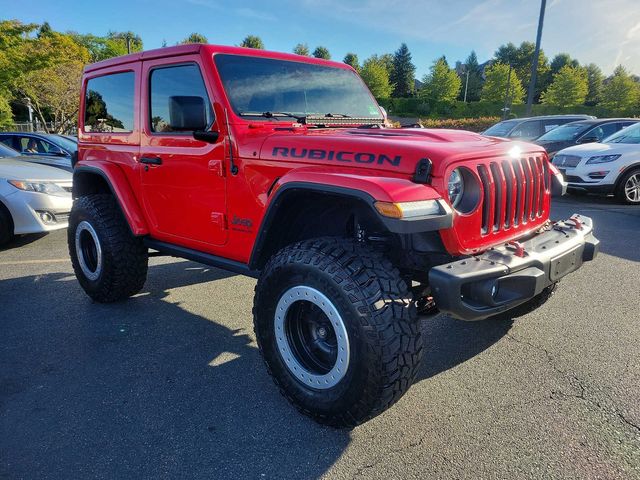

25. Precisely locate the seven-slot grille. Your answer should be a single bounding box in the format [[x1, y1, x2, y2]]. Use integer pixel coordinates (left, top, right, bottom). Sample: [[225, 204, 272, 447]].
[[476, 155, 550, 235]]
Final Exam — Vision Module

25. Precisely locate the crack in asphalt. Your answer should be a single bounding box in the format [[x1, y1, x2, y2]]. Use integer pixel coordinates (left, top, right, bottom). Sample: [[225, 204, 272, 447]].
[[505, 333, 640, 436]]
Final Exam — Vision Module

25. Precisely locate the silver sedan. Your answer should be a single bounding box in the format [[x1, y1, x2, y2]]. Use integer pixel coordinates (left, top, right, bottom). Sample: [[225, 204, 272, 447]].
[[0, 158, 72, 245]]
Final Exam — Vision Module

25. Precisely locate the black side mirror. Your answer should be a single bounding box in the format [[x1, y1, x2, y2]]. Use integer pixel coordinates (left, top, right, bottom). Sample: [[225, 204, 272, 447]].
[[193, 130, 219, 143], [169, 96, 207, 131]]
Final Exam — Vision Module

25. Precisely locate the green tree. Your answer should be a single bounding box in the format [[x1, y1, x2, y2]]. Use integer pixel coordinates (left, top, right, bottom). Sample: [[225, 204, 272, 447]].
[[240, 35, 264, 49], [459, 50, 483, 101], [390, 43, 415, 97], [293, 43, 309, 56], [494, 41, 550, 100], [343, 52, 359, 71], [419, 57, 461, 103], [550, 53, 579, 75], [601, 65, 640, 110], [541, 65, 588, 107], [313, 46, 331, 59], [481, 62, 525, 104], [585, 63, 604, 105], [0, 94, 12, 128], [71, 31, 143, 61], [180, 33, 208, 44], [360, 56, 393, 99]]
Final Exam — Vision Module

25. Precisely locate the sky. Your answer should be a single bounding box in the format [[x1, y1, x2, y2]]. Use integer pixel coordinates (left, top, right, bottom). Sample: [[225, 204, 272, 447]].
[[4, 0, 640, 78]]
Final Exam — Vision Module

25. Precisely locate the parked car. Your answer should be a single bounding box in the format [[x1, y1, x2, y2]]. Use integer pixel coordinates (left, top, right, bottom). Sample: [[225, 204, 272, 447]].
[[553, 121, 640, 204], [0, 156, 73, 245], [535, 118, 638, 158], [0, 131, 77, 160], [0, 141, 72, 172], [483, 114, 595, 141]]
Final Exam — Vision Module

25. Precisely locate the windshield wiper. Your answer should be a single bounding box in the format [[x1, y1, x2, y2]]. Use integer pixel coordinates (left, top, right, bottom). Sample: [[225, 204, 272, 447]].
[[239, 111, 307, 123], [323, 113, 351, 118]]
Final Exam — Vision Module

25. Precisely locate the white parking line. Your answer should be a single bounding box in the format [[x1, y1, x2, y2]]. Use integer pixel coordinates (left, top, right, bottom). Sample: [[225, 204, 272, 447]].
[[0, 258, 70, 266]]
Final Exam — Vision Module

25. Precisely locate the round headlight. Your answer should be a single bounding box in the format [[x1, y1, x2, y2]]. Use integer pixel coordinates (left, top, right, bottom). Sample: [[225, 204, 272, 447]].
[[448, 168, 465, 208]]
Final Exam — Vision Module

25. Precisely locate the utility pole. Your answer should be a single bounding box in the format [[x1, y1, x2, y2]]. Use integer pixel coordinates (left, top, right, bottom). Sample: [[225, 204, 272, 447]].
[[126, 34, 132, 54], [502, 63, 512, 120], [463, 69, 470, 103], [526, 0, 547, 115]]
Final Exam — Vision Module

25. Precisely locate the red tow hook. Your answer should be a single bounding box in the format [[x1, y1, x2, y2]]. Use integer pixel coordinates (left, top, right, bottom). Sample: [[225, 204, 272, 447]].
[[507, 240, 526, 257], [566, 215, 583, 230]]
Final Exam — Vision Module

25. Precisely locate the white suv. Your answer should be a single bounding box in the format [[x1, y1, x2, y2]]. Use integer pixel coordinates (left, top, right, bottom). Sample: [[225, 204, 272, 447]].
[[553, 122, 640, 204]]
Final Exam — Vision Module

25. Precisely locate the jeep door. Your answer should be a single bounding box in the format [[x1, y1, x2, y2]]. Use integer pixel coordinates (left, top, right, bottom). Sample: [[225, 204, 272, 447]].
[[139, 57, 227, 247]]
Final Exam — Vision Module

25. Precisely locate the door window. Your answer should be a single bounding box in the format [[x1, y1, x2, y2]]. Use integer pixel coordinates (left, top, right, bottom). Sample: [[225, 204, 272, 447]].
[[18, 137, 63, 154], [509, 121, 541, 139], [84, 71, 135, 133], [149, 64, 213, 133]]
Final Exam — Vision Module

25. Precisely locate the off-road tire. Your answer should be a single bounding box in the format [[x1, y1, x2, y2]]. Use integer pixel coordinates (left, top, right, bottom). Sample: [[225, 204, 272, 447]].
[[68, 194, 148, 302], [492, 282, 558, 321], [615, 168, 640, 204], [253, 237, 423, 427], [0, 203, 14, 246]]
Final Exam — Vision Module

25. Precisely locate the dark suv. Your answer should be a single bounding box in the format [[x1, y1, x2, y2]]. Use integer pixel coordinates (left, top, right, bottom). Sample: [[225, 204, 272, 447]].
[[483, 115, 595, 141]]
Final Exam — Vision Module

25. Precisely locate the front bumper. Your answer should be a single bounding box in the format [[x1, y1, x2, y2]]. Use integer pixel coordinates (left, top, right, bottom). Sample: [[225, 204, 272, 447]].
[[3, 190, 72, 235], [429, 215, 599, 321]]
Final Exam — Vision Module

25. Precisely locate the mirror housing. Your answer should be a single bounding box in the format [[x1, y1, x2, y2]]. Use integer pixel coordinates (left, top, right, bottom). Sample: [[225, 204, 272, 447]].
[[169, 96, 207, 131], [193, 130, 219, 143]]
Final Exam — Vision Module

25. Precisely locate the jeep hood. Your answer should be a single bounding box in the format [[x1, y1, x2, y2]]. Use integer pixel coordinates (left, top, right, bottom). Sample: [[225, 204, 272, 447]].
[[258, 128, 545, 178]]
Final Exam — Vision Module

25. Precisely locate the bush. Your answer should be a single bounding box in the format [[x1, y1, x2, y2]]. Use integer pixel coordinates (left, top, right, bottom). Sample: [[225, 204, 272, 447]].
[[417, 117, 502, 132]]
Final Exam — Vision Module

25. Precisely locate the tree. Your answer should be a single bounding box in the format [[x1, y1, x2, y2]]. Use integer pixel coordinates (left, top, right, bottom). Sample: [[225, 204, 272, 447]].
[[240, 35, 264, 49], [390, 43, 415, 97], [70, 31, 143, 62], [494, 41, 550, 100], [0, 94, 12, 128], [459, 50, 483, 101], [293, 43, 309, 56], [419, 57, 461, 103], [343, 53, 359, 71], [313, 46, 331, 59], [550, 53, 580, 76], [541, 65, 588, 107], [481, 63, 525, 104], [601, 66, 640, 111], [180, 33, 208, 44], [585, 63, 604, 105], [360, 56, 393, 99]]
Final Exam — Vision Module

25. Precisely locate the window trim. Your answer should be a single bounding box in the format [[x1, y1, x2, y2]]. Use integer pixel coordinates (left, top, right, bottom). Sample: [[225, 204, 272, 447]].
[[82, 69, 136, 135], [147, 61, 215, 136]]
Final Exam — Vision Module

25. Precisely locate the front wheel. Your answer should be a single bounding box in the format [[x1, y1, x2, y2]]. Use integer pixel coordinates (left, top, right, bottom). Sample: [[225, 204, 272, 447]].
[[68, 194, 148, 302], [253, 237, 423, 427], [615, 168, 640, 204]]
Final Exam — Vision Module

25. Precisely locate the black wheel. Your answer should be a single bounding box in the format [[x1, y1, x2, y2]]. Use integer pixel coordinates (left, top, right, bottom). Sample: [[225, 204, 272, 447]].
[[492, 282, 558, 321], [68, 194, 148, 302], [253, 237, 423, 427], [0, 203, 14, 246], [615, 168, 640, 204]]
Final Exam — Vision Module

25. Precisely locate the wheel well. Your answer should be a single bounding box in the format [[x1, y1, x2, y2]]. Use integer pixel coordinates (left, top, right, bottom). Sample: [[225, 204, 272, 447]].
[[615, 164, 640, 189], [0, 199, 14, 235], [251, 190, 388, 270], [72, 170, 113, 198]]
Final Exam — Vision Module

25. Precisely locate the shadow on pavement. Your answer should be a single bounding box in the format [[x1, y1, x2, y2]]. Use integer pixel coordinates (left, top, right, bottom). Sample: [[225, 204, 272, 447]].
[[0, 261, 349, 479], [552, 195, 640, 263], [0, 232, 48, 252]]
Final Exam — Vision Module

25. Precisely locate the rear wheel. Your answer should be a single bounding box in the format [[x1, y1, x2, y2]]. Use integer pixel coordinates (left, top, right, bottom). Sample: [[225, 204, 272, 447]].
[[615, 168, 640, 204], [68, 194, 148, 302], [254, 237, 423, 427]]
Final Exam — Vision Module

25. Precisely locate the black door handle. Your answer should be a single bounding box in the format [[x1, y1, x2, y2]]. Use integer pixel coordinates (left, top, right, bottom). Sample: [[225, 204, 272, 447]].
[[140, 156, 162, 165]]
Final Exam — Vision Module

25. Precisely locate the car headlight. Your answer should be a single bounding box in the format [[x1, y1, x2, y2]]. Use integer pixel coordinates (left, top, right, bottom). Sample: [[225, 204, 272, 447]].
[[586, 154, 621, 165], [448, 168, 464, 208], [8, 180, 68, 196]]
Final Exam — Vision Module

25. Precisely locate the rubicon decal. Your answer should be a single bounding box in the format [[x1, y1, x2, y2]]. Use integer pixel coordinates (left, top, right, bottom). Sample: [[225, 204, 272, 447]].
[[272, 147, 401, 166]]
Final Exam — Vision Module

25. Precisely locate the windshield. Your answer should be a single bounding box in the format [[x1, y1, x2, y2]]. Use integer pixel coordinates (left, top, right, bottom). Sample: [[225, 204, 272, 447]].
[[604, 122, 640, 144], [537, 122, 590, 142], [214, 54, 383, 121], [50, 135, 78, 152], [483, 120, 519, 137], [0, 143, 20, 158]]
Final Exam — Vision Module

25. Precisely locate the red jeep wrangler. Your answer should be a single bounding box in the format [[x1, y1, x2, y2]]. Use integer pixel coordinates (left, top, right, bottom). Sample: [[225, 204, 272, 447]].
[[70, 44, 599, 427]]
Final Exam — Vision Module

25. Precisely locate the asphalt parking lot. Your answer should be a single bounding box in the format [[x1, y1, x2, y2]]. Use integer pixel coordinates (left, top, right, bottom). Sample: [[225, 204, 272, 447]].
[[1, 195, 639, 479]]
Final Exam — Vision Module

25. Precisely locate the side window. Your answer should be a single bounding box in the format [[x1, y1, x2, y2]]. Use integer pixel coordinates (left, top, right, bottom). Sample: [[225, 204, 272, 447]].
[[0, 137, 13, 148], [510, 121, 541, 139], [598, 123, 617, 140], [149, 64, 213, 133], [542, 121, 560, 133], [84, 71, 135, 133]]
